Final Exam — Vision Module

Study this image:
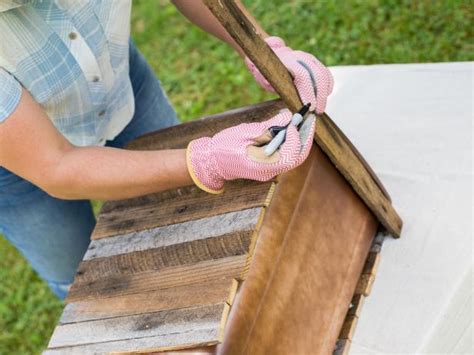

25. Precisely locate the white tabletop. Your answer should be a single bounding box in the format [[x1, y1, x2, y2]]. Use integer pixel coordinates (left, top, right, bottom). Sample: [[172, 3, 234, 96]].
[[326, 62, 473, 355]]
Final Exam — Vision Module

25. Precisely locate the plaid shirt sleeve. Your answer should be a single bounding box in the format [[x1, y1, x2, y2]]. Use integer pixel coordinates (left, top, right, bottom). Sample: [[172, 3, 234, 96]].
[[0, 68, 22, 122]]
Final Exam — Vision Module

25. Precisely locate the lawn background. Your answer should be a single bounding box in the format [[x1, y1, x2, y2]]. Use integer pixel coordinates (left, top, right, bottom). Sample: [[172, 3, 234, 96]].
[[0, 0, 472, 353]]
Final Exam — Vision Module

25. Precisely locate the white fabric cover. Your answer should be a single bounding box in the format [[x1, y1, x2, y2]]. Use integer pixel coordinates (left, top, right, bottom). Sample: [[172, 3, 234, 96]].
[[326, 62, 473, 355]]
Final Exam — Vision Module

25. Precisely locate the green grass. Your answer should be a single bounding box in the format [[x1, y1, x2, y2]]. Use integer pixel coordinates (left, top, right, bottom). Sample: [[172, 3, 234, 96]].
[[0, 1, 472, 354]]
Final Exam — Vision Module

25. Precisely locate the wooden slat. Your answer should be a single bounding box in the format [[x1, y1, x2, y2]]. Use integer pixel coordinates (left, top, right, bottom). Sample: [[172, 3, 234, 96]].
[[61, 279, 238, 324], [93, 180, 274, 240], [47, 304, 230, 352], [66, 255, 247, 303], [355, 273, 376, 296], [347, 294, 365, 318], [361, 251, 381, 275], [84, 208, 263, 260], [339, 315, 358, 340], [333, 339, 351, 355], [76, 231, 253, 283], [44, 332, 219, 355], [203, 0, 402, 238]]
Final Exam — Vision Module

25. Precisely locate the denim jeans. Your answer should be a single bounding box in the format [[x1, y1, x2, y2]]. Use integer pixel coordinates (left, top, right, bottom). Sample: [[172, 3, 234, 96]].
[[0, 42, 179, 299]]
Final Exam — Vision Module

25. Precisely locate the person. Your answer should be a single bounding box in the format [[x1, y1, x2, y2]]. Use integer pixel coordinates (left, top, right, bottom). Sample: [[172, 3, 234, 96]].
[[0, 0, 333, 299]]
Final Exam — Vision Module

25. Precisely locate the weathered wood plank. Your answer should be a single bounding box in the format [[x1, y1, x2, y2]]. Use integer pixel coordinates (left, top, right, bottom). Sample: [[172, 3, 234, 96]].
[[203, 0, 402, 237], [339, 315, 358, 340], [333, 339, 351, 355], [61, 279, 238, 324], [347, 294, 365, 318], [45, 335, 217, 355], [355, 273, 376, 296], [93, 180, 275, 240], [66, 255, 247, 303], [127, 99, 285, 151], [84, 208, 263, 260], [49, 303, 229, 349], [76, 231, 253, 283], [44, 333, 218, 355], [361, 251, 381, 275]]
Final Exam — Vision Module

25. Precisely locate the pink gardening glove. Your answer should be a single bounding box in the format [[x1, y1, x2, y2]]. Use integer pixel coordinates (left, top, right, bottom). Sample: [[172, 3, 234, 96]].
[[245, 36, 334, 114], [186, 109, 315, 194]]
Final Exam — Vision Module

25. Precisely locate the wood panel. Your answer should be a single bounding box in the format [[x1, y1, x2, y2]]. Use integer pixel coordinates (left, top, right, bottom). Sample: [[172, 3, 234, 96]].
[[67, 255, 247, 303], [218, 146, 378, 354], [76, 231, 253, 283], [84, 208, 263, 260], [203, 0, 402, 238], [93, 180, 274, 240], [45, 333, 218, 355], [61, 279, 238, 324], [47, 304, 229, 353]]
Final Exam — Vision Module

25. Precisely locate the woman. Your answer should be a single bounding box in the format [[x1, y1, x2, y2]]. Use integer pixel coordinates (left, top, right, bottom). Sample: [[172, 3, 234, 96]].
[[0, 0, 333, 299]]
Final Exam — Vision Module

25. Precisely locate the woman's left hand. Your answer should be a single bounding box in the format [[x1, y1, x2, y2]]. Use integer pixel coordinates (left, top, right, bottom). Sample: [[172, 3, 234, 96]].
[[245, 36, 334, 114]]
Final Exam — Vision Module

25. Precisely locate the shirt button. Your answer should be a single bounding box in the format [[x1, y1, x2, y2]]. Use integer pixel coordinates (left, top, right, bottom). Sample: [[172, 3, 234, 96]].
[[92, 76, 100, 83], [98, 110, 106, 117], [68, 32, 77, 40]]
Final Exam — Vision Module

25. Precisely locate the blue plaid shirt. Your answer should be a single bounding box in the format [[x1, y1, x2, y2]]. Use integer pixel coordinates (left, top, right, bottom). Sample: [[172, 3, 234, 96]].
[[0, 0, 134, 146]]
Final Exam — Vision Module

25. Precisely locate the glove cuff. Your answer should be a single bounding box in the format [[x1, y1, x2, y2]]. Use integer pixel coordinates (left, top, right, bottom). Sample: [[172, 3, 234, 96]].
[[264, 36, 286, 49], [186, 138, 225, 195]]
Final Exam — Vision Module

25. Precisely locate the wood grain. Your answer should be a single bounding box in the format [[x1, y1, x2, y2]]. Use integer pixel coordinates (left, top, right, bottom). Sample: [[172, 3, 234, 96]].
[[66, 255, 247, 303], [84, 208, 263, 260], [48, 303, 229, 349], [218, 147, 378, 354], [333, 339, 351, 355], [44, 332, 219, 355], [203, 0, 402, 237], [61, 279, 238, 324], [76, 231, 253, 283], [347, 294, 365, 318], [93, 180, 274, 240], [355, 273, 376, 296], [339, 315, 358, 340]]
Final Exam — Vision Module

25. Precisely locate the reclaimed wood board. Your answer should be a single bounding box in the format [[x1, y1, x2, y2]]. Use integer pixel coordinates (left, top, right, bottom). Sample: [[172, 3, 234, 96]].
[[67, 255, 248, 303], [217, 147, 378, 354], [48, 304, 230, 349], [332, 232, 387, 355], [46, 100, 280, 353], [61, 279, 238, 324], [92, 180, 274, 240], [47, 308, 229, 354], [84, 208, 263, 260], [76, 231, 254, 283], [203, 0, 402, 238]]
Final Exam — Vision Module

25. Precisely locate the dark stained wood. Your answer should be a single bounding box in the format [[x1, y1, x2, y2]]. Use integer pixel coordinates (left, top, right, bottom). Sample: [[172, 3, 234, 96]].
[[217, 146, 378, 354], [93, 180, 275, 240], [76, 231, 253, 283], [61, 279, 238, 324], [347, 294, 365, 318], [333, 339, 351, 355], [362, 251, 381, 275], [339, 315, 358, 340], [66, 255, 247, 303], [203, 0, 402, 237], [48, 304, 229, 351]]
